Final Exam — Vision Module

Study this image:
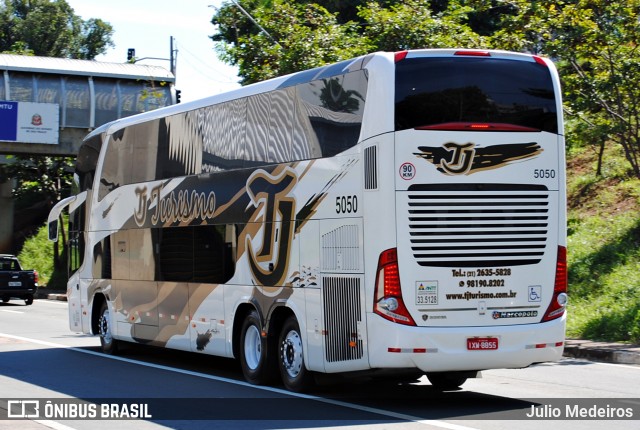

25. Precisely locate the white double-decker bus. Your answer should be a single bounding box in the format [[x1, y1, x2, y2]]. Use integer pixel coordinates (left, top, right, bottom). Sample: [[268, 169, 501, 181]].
[[49, 49, 567, 392]]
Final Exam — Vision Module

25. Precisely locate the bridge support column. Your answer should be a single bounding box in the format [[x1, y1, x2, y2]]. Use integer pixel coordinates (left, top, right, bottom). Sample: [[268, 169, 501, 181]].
[[0, 179, 14, 253]]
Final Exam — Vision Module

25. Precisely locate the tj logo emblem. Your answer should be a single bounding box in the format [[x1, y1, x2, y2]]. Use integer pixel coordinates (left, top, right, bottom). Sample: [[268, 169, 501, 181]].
[[414, 141, 543, 175], [245, 167, 297, 287], [440, 142, 476, 175]]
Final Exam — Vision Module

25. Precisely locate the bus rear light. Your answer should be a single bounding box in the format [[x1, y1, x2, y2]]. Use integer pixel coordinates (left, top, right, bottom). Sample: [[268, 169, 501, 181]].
[[415, 122, 539, 132], [388, 348, 427, 353], [533, 55, 548, 66], [395, 51, 408, 62], [526, 341, 564, 349], [542, 246, 568, 322], [374, 248, 416, 326], [33, 270, 38, 284], [454, 50, 491, 57]]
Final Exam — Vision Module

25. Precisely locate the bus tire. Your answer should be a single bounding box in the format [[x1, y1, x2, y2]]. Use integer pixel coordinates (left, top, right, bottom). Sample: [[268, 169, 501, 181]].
[[239, 309, 276, 385], [24, 294, 34, 305], [98, 300, 118, 355], [278, 316, 313, 392], [426, 372, 468, 390]]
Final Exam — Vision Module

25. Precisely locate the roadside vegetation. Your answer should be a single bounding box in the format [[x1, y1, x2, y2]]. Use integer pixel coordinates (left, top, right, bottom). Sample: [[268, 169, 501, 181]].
[[565, 143, 640, 342]]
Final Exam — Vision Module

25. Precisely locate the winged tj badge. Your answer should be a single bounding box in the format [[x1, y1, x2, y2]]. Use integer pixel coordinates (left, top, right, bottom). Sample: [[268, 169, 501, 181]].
[[414, 142, 543, 175]]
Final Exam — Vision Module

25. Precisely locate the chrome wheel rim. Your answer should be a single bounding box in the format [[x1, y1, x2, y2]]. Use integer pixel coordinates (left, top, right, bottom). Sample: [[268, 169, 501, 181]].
[[244, 325, 262, 370], [99, 309, 112, 345], [281, 329, 303, 378]]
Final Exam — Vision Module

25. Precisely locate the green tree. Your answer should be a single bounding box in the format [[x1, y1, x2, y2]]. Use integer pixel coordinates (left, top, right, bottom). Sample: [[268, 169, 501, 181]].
[[0, 0, 114, 59], [210, 0, 486, 83], [212, 0, 369, 84], [359, 0, 488, 51], [3, 155, 73, 203]]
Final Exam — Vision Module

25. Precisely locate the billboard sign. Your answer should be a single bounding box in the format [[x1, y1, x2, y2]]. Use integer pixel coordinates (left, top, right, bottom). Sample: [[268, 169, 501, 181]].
[[0, 101, 59, 144]]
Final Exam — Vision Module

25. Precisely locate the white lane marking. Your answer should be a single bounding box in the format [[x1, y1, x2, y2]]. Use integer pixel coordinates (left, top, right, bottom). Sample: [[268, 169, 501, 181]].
[[33, 420, 78, 430], [0, 309, 24, 314], [562, 357, 640, 370], [589, 361, 640, 370], [38, 300, 68, 306], [0, 332, 479, 430]]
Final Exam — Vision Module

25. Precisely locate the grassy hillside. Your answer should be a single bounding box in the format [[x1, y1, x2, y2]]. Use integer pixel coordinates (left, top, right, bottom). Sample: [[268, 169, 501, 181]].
[[16, 143, 640, 342], [18, 218, 66, 291], [566, 144, 640, 342]]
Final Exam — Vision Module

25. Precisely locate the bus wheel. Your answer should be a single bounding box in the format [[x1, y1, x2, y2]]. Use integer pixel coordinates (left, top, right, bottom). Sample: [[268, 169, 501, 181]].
[[239, 309, 276, 385], [426, 372, 467, 391], [24, 295, 34, 305], [98, 301, 118, 355], [278, 316, 313, 392]]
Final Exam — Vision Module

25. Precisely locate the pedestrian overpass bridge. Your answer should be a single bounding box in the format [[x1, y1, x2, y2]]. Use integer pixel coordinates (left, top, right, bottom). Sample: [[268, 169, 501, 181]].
[[0, 54, 176, 252], [0, 53, 176, 157]]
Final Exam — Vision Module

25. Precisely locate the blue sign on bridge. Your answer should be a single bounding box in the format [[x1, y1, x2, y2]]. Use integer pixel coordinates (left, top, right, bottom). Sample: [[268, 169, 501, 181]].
[[0, 101, 18, 142]]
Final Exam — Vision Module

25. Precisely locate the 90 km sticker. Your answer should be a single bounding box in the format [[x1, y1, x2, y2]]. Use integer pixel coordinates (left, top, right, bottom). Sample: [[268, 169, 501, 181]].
[[399, 162, 415, 180]]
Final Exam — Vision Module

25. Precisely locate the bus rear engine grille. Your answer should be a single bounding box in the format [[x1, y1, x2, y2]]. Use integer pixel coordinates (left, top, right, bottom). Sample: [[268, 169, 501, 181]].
[[407, 184, 550, 267], [322, 276, 364, 362]]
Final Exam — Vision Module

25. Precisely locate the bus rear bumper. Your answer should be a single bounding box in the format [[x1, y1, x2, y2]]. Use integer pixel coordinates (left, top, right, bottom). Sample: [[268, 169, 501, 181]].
[[366, 313, 566, 372]]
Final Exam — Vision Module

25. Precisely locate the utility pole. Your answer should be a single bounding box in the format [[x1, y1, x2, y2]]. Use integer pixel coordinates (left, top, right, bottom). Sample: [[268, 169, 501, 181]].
[[126, 36, 178, 79], [170, 36, 177, 77]]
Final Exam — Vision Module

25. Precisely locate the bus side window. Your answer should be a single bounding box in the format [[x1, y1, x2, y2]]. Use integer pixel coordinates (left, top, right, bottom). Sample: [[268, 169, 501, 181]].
[[68, 202, 86, 275], [245, 93, 271, 164], [267, 88, 294, 163], [159, 225, 236, 284], [294, 70, 367, 159], [159, 227, 194, 282], [92, 235, 112, 279], [98, 131, 131, 201]]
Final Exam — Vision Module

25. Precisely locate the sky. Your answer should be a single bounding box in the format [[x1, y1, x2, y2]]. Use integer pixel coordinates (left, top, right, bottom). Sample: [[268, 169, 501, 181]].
[[66, 0, 241, 103]]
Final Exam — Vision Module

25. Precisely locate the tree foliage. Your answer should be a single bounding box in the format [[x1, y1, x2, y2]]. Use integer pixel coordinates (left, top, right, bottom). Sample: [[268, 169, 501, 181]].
[[2, 156, 73, 203], [553, 0, 640, 178], [359, 0, 488, 51], [212, 0, 369, 84], [0, 0, 114, 59], [211, 0, 488, 84]]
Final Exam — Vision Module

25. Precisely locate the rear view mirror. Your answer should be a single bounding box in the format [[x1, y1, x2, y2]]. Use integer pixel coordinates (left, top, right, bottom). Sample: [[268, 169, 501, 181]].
[[48, 219, 59, 242], [47, 195, 77, 242]]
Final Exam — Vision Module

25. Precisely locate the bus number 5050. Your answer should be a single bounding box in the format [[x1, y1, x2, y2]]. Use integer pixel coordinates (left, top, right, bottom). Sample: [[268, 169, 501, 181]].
[[336, 195, 358, 214]]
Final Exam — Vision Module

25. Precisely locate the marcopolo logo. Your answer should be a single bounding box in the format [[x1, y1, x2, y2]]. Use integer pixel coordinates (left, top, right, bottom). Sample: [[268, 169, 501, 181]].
[[493, 310, 538, 319], [414, 142, 543, 175]]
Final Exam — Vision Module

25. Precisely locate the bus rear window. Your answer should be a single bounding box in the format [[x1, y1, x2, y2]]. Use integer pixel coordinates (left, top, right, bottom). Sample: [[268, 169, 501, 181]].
[[395, 57, 558, 133]]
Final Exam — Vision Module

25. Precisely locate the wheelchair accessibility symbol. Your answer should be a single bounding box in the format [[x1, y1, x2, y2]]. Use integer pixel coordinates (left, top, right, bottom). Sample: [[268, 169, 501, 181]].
[[528, 285, 542, 302]]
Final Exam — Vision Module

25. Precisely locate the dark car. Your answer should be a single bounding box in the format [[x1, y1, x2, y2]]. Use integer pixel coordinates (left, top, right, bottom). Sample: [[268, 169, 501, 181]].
[[0, 254, 38, 305]]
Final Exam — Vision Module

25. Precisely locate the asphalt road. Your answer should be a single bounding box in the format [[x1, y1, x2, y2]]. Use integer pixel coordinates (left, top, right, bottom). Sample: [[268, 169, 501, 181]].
[[0, 299, 639, 430]]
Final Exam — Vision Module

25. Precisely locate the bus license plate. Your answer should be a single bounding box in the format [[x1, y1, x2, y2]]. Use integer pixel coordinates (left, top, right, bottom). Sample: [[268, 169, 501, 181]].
[[8, 281, 22, 287], [467, 337, 498, 351]]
